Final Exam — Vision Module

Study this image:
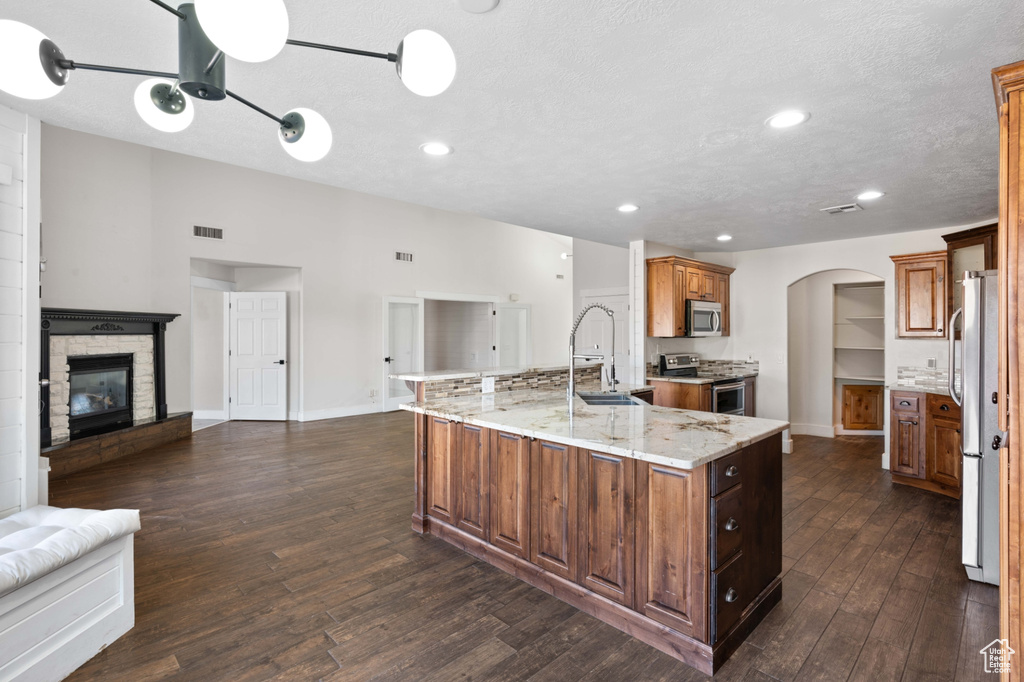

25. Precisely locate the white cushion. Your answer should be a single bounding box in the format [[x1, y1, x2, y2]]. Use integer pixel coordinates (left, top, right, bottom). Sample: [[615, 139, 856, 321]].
[[0, 505, 140, 598]]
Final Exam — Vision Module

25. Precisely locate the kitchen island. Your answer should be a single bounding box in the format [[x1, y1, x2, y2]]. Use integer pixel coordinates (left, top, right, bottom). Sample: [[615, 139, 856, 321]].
[[402, 390, 788, 673]]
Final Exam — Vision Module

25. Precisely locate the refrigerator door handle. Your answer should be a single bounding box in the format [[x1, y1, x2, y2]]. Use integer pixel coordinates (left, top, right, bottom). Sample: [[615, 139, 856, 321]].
[[962, 453, 982, 568], [948, 307, 962, 406]]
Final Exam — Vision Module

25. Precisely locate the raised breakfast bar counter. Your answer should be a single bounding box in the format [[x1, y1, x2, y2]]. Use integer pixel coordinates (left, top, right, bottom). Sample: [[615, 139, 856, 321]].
[[402, 391, 788, 674]]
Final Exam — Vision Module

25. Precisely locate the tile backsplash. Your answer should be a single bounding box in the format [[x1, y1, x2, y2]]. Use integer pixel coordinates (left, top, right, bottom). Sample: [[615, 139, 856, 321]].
[[895, 366, 958, 391], [646, 359, 760, 376], [423, 366, 602, 400]]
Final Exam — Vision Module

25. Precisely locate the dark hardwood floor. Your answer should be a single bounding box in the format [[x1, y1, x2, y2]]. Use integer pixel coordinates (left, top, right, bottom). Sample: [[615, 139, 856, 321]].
[[49, 413, 997, 681]]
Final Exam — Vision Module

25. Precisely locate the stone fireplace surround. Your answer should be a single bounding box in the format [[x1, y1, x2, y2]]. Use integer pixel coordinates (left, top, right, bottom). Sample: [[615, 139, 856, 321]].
[[41, 309, 179, 448]]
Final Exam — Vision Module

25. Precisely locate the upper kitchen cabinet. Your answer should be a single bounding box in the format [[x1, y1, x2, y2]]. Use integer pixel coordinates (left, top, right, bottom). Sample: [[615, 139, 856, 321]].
[[942, 223, 998, 320], [891, 251, 947, 338], [647, 257, 735, 337]]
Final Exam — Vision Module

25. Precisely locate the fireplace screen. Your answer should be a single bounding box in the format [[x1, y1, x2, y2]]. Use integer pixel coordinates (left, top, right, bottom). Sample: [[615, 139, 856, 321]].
[[67, 353, 134, 440], [70, 369, 129, 416]]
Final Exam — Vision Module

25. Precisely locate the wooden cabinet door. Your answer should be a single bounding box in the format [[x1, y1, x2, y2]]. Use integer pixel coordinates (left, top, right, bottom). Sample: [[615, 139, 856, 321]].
[[700, 384, 712, 412], [684, 268, 703, 300], [673, 265, 686, 337], [891, 412, 924, 478], [635, 461, 708, 642], [743, 377, 755, 417], [717, 273, 730, 336], [645, 260, 678, 338], [454, 423, 489, 539], [490, 430, 530, 559], [701, 270, 717, 301], [530, 439, 578, 581], [577, 449, 634, 606], [426, 416, 458, 523], [842, 385, 883, 430], [892, 252, 947, 338], [927, 416, 962, 490]]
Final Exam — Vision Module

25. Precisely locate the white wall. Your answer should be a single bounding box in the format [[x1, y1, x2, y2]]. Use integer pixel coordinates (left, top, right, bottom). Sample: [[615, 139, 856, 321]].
[[424, 300, 493, 371], [191, 286, 225, 416], [40, 125, 573, 419], [0, 105, 40, 516], [787, 270, 883, 437], [572, 238, 629, 314]]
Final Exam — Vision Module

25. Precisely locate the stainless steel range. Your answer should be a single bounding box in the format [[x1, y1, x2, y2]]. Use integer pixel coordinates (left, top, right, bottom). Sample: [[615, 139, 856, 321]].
[[657, 353, 746, 415]]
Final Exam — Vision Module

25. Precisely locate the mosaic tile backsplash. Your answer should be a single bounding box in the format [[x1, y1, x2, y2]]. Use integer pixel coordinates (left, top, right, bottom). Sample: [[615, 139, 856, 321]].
[[423, 365, 602, 400]]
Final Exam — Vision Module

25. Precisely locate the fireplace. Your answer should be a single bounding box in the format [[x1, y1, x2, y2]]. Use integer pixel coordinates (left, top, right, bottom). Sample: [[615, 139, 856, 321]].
[[67, 354, 134, 440]]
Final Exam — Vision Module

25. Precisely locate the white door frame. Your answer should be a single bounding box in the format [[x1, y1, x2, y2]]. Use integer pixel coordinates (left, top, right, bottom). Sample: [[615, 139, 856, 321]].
[[382, 296, 425, 411], [189, 276, 235, 421]]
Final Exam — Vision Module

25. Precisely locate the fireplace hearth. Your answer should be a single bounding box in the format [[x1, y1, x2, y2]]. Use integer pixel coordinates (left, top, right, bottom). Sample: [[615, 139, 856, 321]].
[[68, 354, 133, 440]]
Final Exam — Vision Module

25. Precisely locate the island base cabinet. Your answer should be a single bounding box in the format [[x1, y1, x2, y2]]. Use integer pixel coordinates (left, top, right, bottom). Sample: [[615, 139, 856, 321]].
[[634, 461, 707, 641], [412, 420, 784, 674], [578, 449, 634, 607]]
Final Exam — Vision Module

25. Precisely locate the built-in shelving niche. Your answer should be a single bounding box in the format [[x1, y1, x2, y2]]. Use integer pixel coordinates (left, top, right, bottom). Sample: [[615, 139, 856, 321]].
[[834, 282, 885, 434]]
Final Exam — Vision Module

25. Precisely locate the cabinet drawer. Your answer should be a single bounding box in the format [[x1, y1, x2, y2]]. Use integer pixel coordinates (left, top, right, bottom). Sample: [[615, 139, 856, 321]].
[[711, 452, 742, 496], [711, 551, 745, 642], [926, 393, 960, 419], [891, 393, 920, 413], [711, 485, 742, 569]]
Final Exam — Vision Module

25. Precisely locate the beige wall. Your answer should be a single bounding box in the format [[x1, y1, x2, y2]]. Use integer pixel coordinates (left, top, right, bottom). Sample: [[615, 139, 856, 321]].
[[41, 125, 573, 418], [191, 286, 225, 415]]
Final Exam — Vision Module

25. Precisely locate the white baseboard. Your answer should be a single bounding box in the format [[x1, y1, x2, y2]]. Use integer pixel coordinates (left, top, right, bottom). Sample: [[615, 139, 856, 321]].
[[789, 423, 835, 438], [298, 403, 379, 422], [193, 410, 227, 421], [783, 438, 794, 454], [834, 425, 884, 437]]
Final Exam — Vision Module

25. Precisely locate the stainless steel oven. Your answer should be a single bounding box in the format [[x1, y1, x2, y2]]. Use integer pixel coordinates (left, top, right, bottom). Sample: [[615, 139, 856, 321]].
[[712, 380, 745, 415], [686, 300, 722, 337]]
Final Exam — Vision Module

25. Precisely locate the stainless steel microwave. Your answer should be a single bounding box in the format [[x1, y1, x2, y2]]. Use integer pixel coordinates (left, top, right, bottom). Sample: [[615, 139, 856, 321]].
[[686, 300, 722, 337]]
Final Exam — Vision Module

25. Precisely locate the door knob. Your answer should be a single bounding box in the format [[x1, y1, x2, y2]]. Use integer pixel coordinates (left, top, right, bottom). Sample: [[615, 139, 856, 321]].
[[276, 360, 286, 365], [384, 357, 392, 363]]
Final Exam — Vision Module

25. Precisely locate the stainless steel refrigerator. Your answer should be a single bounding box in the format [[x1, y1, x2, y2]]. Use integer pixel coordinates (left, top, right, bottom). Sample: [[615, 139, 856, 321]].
[[950, 269, 1001, 585]]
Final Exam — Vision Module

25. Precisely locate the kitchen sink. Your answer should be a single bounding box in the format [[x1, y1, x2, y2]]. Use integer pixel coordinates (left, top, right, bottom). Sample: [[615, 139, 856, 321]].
[[576, 392, 644, 406]]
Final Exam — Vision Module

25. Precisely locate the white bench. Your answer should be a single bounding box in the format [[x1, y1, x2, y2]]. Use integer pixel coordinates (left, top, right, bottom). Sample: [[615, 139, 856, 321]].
[[0, 505, 140, 682]]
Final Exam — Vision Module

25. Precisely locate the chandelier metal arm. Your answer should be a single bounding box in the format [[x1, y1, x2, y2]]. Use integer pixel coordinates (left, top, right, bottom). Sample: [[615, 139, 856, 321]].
[[146, 0, 186, 20], [285, 39, 398, 63], [225, 90, 286, 126], [57, 60, 178, 80]]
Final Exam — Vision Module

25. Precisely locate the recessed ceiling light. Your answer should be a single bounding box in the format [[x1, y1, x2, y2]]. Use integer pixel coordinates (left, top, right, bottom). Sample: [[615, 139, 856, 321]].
[[618, 204, 639, 213], [765, 110, 809, 129], [420, 142, 452, 156], [717, 235, 732, 242], [856, 190, 885, 201]]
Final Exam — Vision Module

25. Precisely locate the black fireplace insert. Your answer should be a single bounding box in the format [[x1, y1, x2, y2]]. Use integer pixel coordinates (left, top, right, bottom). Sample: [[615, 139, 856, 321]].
[[68, 354, 133, 440]]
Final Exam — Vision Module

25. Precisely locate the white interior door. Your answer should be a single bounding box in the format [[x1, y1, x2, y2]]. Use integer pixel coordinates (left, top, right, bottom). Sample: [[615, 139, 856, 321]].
[[229, 292, 287, 420], [383, 297, 424, 411], [495, 304, 531, 368], [578, 293, 631, 386]]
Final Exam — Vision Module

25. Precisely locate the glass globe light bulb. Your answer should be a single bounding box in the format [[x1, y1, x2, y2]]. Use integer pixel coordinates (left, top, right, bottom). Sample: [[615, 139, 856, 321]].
[[195, 0, 289, 63], [0, 20, 67, 99], [396, 30, 456, 97], [279, 108, 332, 162], [134, 79, 195, 133]]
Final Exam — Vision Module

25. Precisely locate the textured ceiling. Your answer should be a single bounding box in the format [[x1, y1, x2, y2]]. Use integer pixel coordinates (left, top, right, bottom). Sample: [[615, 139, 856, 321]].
[[1, 0, 1021, 251]]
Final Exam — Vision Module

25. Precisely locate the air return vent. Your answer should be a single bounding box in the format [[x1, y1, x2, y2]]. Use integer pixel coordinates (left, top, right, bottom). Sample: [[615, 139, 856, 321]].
[[819, 203, 863, 215], [395, 251, 414, 263], [193, 225, 224, 240]]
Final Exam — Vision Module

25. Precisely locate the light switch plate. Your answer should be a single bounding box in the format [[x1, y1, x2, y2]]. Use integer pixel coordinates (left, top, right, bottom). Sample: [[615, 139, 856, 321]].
[[481, 377, 495, 393]]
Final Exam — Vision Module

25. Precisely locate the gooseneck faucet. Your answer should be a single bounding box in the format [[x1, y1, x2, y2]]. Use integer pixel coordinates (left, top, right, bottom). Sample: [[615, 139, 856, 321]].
[[568, 303, 616, 401]]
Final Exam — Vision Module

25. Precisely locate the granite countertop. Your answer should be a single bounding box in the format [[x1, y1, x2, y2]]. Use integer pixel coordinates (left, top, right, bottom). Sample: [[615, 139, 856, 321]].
[[646, 373, 757, 385], [401, 389, 788, 470], [391, 363, 577, 382], [887, 382, 952, 397]]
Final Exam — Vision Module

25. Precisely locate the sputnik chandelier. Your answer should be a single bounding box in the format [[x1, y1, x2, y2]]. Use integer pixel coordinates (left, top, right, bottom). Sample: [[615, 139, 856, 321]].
[[0, 0, 458, 162]]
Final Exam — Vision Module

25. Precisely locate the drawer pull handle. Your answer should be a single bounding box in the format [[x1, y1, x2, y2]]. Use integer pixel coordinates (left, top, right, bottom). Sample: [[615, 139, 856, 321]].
[[899, 400, 911, 406], [725, 518, 739, 532], [940, 404, 950, 411], [725, 465, 739, 477], [725, 588, 738, 603]]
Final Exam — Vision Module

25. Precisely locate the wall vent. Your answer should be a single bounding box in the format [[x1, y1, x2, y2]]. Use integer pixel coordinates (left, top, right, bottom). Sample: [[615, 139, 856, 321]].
[[193, 225, 224, 240], [395, 251, 414, 263], [819, 203, 863, 215]]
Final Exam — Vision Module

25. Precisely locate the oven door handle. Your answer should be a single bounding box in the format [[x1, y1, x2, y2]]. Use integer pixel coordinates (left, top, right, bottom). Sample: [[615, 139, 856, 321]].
[[713, 382, 745, 393]]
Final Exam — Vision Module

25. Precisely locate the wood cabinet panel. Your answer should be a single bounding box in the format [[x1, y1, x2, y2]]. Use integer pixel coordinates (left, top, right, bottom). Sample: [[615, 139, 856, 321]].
[[927, 416, 962, 490], [530, 439, 578, 581], [426, 416, 457, 523], [892, 252, 947, 338], [489, 430, 530, 559], [454, 423, 489, 539], [891, 391, 962, 497], [633, 389, 654, 405], [646, 257, 734, 337], [711, 552, 746, 642], [635, 461, 708, 642], [711, 485, 742, 569], [701, 271, 718, 301], [842, 384, 883, 430], [890, 392, 924, 479], [743, 377, 755, 417], [685, 268, 703, 300], [717, 273, 730, 336], [578, 449, 635, 606]]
